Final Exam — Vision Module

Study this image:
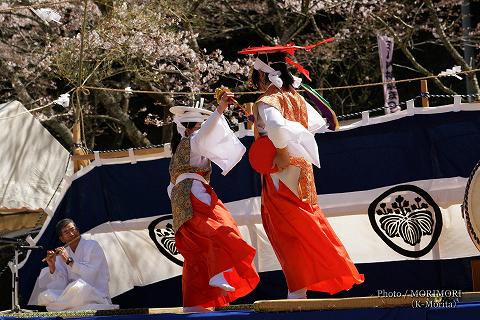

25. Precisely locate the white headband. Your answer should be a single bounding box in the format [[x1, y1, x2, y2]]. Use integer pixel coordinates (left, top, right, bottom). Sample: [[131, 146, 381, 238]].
[[253, 57, 302, 89], [254, 58, 282, 89], [173, 112, 209, 138]]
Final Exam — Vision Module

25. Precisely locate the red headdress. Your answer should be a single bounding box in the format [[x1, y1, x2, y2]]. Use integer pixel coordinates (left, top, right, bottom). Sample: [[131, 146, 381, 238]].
[[238, 38, 335, 81]]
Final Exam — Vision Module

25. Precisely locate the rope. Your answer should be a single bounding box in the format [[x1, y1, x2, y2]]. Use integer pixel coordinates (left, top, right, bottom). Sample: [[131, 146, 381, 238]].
[[335, 92, 480, 121], [92, 144, 166, 154], [69, 90, 475, 128], [0, 88, 75, 121], [80, 68, 480, 96], [74, 0, 89, 148], [80, 85, 261, 96], [423, 93, 480, 99], [337, 106, 391, 121], [336, 96, 416, 121], [0, 101, 54, 121], [34, 154, 73, 230], [321, 68, 480, 91], [1, 91, 477, 123], [77, 91, 87, 147], [77, 0, 88, 89]]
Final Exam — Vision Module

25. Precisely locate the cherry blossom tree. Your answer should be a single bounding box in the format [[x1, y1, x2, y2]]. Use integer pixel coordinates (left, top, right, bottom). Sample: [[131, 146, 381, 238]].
[[0, 0, 249, 149], [1, 0, 478, 148]]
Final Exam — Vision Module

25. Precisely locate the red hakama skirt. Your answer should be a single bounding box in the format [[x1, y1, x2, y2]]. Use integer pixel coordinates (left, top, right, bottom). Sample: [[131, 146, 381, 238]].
[[175, 184, 260, 307], [261, 175, 364, 294]]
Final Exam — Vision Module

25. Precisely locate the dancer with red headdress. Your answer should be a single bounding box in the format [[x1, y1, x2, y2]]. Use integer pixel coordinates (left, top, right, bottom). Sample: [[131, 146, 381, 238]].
[[239, 41, 364, 299], [168, 93, 259, 312]]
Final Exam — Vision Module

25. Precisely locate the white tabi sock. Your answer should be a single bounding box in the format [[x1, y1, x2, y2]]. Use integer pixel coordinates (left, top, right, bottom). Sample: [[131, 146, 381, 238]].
[[287, 288, 307, 299], [209, 271, 235, 292]]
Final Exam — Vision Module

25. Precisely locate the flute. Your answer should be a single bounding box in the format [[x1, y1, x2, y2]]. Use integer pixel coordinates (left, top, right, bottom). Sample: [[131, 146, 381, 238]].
[[41, 235, 80, 262]]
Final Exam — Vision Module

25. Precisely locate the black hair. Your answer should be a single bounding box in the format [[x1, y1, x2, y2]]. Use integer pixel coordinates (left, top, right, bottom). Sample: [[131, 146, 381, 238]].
[[55, 218, 76, 237], [170, 122, 198, 154], [251, 52, 294, 90]]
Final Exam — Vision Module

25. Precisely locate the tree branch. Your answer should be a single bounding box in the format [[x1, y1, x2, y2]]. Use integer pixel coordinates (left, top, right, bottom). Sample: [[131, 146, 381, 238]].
[[0, 59, 35, 105], [84, 114, 123, 124], [223, 1, 274, 44], [95, 90, 152, 147], [281, 1, 311, 43], [371, 13, 457, 95], [425, 0, 479, 93], [42, 119, 74, 148], [309, 14, 325, 38]]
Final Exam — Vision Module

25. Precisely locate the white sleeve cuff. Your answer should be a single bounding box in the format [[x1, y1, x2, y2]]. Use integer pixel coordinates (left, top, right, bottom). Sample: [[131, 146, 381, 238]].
[[258, 103, 289, 149], [306, 101, 327, 133]]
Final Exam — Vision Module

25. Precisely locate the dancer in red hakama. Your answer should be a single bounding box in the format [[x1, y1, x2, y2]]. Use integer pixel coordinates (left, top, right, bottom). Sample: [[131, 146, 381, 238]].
[[240, 45, 364, 299], [168, 93, 259, 312]]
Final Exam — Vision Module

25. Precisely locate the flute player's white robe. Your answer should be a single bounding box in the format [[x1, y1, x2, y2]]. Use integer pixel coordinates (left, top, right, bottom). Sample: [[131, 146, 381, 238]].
[[33, 237, 116, 311]]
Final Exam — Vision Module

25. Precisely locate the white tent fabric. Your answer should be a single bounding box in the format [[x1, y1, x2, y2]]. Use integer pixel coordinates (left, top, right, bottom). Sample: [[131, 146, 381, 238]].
[[0, 101, 72, 215]]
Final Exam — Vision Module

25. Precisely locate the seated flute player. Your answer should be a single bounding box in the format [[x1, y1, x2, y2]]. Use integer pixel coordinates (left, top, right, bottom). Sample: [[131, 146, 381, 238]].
[[35, 218, 117, 311]]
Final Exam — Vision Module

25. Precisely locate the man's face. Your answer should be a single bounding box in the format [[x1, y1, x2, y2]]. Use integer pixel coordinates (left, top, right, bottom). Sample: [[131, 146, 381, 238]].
[[59, 222, 80, 244]]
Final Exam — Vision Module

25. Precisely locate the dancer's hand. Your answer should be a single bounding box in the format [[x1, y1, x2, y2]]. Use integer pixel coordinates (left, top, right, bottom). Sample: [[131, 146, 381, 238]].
[[273, 147, 289, 171], [217, 91, 234, 113], [46, 250, 56, 273], [56, 246, 70, 264]]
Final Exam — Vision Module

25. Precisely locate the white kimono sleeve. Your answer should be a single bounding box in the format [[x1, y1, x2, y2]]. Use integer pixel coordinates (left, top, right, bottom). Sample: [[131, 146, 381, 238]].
[[258, 103, 320, 168], [191, 110, 246, 175], [306, 101, 328, 134], [69, 241, 109, 298], [38, 257, 68, 290]]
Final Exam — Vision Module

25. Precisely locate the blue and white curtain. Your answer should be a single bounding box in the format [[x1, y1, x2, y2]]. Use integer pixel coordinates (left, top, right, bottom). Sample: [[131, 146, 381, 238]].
[[22, 102, 480, 308]]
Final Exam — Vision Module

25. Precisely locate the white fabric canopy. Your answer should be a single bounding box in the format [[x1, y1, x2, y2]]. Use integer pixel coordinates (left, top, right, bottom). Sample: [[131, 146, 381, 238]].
[[0, 101, 72, 214]]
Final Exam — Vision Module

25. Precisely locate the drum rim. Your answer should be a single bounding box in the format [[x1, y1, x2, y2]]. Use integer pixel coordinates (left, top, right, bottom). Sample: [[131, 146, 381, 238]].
[[463, 160, 480, 252]]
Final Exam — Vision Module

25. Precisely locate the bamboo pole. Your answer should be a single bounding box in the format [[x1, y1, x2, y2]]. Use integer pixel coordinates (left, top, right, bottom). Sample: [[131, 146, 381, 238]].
[[421, 80, 429, 108], [253, 296, 432, 312], [72, 122, 91, 172], [72, 122, 82, 172]]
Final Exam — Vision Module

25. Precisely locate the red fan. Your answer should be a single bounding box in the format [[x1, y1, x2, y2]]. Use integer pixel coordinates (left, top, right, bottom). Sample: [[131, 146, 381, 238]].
[[238, 38, 335, 80], [248, 136, 278, 174], [238, 38, 335, 55]]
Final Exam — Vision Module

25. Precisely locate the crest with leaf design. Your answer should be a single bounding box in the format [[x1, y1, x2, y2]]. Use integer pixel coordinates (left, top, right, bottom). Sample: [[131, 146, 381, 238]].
[[368, 185, 442, 258], [375, 194, 434, 246]]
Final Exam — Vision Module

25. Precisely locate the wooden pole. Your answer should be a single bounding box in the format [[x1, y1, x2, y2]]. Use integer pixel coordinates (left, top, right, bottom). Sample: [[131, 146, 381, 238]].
[[421, 80, 429, 108], [72, 122, 82, 172], [72, 121, 91, 172], [71, 0, 90, 173]]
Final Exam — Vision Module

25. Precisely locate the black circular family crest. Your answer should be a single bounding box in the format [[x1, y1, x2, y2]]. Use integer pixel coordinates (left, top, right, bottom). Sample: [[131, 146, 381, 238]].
[[368, 184, 442, 258], [148, 215, 183, 266]]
